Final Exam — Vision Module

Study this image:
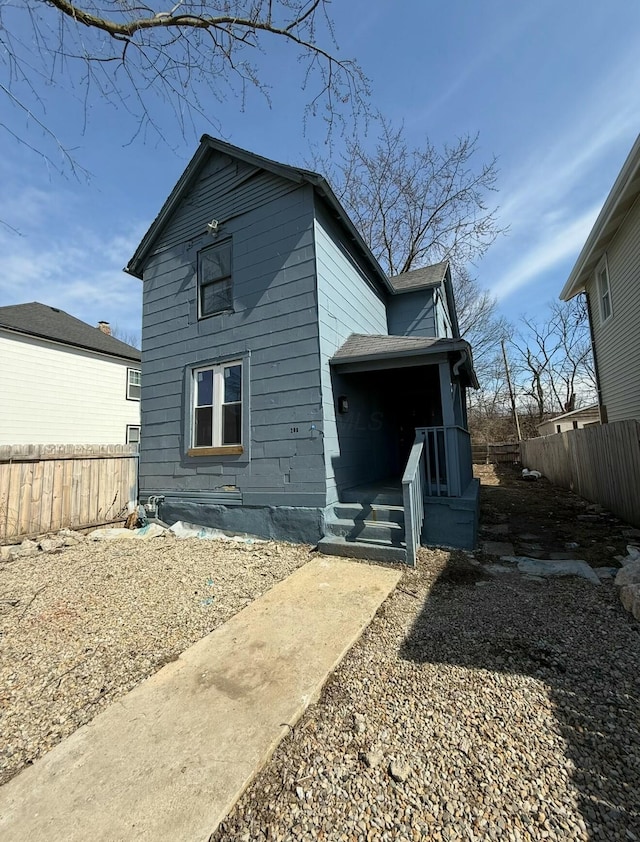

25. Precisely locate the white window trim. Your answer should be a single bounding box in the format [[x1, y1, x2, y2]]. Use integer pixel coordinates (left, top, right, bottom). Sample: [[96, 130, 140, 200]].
[[190, 360, 243, 452], [127, 368, 141, 401], [596, 254, 613, 324]]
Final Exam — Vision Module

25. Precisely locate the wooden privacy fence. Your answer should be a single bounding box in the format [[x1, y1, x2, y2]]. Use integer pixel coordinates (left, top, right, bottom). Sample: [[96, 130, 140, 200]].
[[472, 441, 522, 464], [0, 444, 139, 542], [521, 420, 640, 528]]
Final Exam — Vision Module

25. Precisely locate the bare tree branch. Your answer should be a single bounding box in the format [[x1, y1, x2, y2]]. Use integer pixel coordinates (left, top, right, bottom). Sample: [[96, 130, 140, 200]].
[[510, 296, 597, 421], [0, 0, 369, 181]]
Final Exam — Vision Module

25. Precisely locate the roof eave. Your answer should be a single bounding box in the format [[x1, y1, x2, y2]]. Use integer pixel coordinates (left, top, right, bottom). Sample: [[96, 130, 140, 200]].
[[0, 324, 141, 363], [560, 134, 640, 300], [330, 337, 469, 366]]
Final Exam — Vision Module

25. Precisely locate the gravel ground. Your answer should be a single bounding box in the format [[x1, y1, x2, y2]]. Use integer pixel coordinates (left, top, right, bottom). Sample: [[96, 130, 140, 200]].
[[211, 469, 640, 842], [0, 532, 310, 785], [212, 555, 640, 842]]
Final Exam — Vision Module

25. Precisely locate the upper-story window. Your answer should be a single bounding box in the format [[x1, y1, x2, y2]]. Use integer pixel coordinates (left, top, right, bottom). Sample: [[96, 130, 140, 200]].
[[596, 254, 612, 323], [198, 240, 233, 318], [127, 368, 141, 400]]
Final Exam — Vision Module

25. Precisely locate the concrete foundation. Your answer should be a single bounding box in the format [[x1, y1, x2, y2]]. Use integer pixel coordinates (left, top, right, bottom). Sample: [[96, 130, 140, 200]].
[[159, 500, 325, 544]]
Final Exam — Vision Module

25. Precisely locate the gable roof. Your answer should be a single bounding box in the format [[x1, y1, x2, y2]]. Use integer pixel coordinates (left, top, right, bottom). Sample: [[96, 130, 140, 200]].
[[126, 135, 393, 294], [537, 404, 600, 429], [560, 134, 640, 300], [389, 261, 449, 293], [0, 303, 141, 362]]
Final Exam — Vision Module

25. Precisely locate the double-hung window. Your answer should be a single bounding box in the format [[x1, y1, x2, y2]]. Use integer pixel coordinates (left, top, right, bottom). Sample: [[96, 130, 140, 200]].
[[596, 255, 612, 323], [198, 240, 232, 318], [191, 361, 242, 453], [127, 368, 141, 400]]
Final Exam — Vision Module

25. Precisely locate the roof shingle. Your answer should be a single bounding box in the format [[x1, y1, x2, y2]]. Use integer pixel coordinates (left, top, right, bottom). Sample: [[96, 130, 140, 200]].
[[0, 303, 141, 362], [330, 333, 468, 362], [388, 261, 448, 293]]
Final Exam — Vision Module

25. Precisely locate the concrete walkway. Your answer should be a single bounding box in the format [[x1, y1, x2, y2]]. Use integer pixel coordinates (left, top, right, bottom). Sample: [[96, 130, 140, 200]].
[[0, 557, 400, 841]]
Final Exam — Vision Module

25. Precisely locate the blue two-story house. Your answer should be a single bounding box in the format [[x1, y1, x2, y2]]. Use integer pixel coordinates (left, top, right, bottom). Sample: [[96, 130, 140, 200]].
[[126, 137, 479, 563]]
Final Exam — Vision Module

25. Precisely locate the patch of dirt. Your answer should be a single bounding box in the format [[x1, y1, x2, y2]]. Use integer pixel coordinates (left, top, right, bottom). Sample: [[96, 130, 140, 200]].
[[474, 462, 636, 567]]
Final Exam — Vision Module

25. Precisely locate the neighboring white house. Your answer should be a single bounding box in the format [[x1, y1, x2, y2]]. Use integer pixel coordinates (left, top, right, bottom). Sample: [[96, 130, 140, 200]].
[[537, 404, 600, 437], [560, 134, 640, 424], [0, 303, 141, 445]]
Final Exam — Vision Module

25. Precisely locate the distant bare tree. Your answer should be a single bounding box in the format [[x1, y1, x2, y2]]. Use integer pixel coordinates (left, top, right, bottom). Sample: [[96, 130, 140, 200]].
[[1, 1, 368, 176], [510, 296, 596, 421], [467, 353, 514, 443], [311, 116, 503, 277], [111, 324, 141, 349]]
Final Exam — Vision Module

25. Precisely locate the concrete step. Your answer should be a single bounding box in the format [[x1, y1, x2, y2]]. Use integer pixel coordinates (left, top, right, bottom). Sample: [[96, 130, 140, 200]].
[[317, 536, 407, 564], [339, 486, 403, 507], [325, 517, 405, 545], [332, 503, 405, 525]]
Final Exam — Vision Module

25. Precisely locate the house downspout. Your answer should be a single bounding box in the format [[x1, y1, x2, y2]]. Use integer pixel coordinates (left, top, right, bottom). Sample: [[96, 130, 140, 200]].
[[452, 350, 470, 428], [452, 349, 467, 380]]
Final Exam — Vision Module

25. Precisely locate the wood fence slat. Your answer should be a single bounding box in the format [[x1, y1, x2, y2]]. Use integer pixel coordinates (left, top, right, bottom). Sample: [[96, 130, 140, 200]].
[[50, 458, 64, 532], [0, 460, 12, 539]]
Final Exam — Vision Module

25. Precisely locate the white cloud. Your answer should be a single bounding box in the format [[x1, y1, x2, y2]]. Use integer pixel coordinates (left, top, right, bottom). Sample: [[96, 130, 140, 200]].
[[0, 189, 144, 337], [491, 203, 601, 300], [487, 48, 640, 302]]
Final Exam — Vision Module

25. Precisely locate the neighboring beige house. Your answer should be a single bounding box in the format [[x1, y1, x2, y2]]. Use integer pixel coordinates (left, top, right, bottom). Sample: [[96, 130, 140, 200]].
[[537, 404, 600, 437], [0, 303, 141, 445], [560, 134, 640, 423]]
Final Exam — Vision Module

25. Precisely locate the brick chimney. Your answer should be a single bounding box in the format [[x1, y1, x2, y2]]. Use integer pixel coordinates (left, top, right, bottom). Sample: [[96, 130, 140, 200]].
[[97, 321, 111, 336]]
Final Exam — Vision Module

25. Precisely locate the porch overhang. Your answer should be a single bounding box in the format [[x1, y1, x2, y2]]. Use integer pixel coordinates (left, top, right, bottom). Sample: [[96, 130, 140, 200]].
[[330, 334, 479, 388]]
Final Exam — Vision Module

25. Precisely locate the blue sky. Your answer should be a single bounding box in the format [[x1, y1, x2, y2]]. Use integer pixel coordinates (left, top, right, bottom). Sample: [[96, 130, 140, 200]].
[[1, 0, 640, 344]]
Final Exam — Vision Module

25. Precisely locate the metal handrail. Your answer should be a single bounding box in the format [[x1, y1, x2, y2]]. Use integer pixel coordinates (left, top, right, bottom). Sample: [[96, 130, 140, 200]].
[[401, 434, 426, 568]]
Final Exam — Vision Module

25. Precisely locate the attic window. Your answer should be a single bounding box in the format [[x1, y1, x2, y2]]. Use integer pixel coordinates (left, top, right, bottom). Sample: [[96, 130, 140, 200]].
[[596, 255, 612, 323], [198, 240, 233, 318]]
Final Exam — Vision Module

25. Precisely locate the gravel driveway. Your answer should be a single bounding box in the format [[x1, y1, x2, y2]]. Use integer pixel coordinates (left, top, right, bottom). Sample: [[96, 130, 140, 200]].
[[0, 534, 310, 785], [211, 469, 640, 842]]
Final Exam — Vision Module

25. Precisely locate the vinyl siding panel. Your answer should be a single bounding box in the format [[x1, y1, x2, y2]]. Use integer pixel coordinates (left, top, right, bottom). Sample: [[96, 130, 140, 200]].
[[314, 201, 390, 503], [587, 195, 640, 422], [140, 158, 325, 503], [0, 331, 140, 444]]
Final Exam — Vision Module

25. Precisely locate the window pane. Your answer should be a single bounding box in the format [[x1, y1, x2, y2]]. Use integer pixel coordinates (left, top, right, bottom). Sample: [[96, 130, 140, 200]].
[[222, 404, 241, 445], [195, 406, 213, 447], [127, 426, 140, 444], [129, 370, 141, 387], [196, 369, 213, 406], [200, 242, 231, 282], [201, 278, 232, 316], [128, 383, 141, 400], [224, 365, 242, 403]]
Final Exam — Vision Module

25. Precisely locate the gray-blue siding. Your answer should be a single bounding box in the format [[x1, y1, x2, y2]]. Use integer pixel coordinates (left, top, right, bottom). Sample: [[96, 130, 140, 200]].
[[139, 153, 327, 507], [387, 289, 437, 337], [314, 203, 390, 504]]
